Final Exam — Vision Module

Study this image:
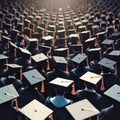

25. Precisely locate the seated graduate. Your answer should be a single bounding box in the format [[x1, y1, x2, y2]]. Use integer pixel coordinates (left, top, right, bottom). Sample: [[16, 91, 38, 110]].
[[46, 56, 70, 96], [100, 84, 120, 120], [18, 69, 45, 108], [75, 71, 103, 111], [96, 57, 120, 94], [1, 64, 24, 91], [45, 77, 74, 120], [70, 53, 93, 91], [0, 84, 20, 120]]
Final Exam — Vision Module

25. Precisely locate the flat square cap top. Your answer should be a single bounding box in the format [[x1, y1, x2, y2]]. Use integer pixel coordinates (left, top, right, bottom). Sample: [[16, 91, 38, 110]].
[[32, 53, 48, 63], [66, 99, 100, 120], [42, 35, 54, 41], [23, 69, 45, 86], [80, 71, 103, 85], [69, 34, 79, 38], [104, 84, 120, 102], [55, 47, 69, 52], [85, 37, 96, 42], [101, 39, 114, 45], [87, 47, 101, 52], [2, 35, 11, 41], [49, 77, 73, 88], [98, 57, 116, 70], [9, 42, 18, 49], [109, 50, 120, 57], [53, 56, 68, 64], [0, 54, 9, 60], [27, 38, 38, 42], [0, 84, 19, 104], [71, 53, 87, 65], [19, 99, 53, 120], [19, 47, 31, 55], [5, 64, 22, 69]]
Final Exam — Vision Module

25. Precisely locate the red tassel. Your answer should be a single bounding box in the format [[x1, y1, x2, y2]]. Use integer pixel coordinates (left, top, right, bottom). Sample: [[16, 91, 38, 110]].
[[15, 98, 19, 112], [66, 64, 69, 73]]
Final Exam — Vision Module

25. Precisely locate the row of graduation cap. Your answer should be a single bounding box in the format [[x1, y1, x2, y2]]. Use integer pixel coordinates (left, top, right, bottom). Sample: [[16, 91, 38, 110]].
[[1, 0, 119, 119]]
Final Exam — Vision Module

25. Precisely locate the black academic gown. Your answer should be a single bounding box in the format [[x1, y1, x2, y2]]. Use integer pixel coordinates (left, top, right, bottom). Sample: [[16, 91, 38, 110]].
[[70, 66, 93, 90], [46, 69, 70, 96], [45, 96, 74, 120], [100, 105, 120, 120]]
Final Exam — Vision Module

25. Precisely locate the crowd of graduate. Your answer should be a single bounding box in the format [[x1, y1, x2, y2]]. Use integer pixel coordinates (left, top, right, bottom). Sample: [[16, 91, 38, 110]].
[[0, 0, 120, 119]]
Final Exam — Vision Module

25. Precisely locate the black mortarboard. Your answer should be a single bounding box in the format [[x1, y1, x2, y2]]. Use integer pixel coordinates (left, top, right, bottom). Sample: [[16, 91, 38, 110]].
[[18, 47, 31, 59], [69, 44, 83, 54], [0, 84, 19, 104], [66, 99, 100, 120], [19, 99, 53, 120], [71, 53, 88, 65], [98, 57, 116, 70], [104, 84, 120, 103], [53, 47, 69, 57], [23, 69, 45, 86], [2, 35, 11, 46]]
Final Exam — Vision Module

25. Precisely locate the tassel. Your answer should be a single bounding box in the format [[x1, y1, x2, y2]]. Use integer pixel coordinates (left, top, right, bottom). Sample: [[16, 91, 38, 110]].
[[100, 79, 105, 91], [19, 68, 22, 80], [14, 48, 16, 57], [67, 49, 70, 58], [47, 59, 50, 71], [65, 39, 67, 46], [15, 98, 19, 111], [71, 83, 76, 95], [66, 64, 69, 73], [114, 64, 117, 75], [41, 80, 45, 93]]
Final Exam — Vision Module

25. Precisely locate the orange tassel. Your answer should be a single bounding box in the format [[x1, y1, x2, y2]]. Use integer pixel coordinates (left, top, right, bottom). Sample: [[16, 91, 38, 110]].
[[71, 83, 76, 95], [65, 39, 67, 46], [14, 48, 16, 57], [67, 49, 70, 58], [19, 68, 22, 80], [114, 65, 117, 75], [15, 98, 19, 111], [47, 59, 50, 71], [100, 79, 105, 91], [41, 81, 45, 93], [66, 64, 69, 73]]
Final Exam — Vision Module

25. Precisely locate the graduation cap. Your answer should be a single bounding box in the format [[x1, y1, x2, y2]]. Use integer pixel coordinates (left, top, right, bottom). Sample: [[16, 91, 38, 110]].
[[101, 39, 114, 50], [32, 53, 50, 71], [2, 35, 11, 47], [86, 47, 102, 61], [53, 47, 69, 57], [84, 37, 96, 49], [49, 77, 75, 94], [71, 53, 88, 66], [39, 45, 52, 56], [57, 29, 66, 38], [98, 57, 116, 70], [0, 84, 19, 111], [27, 38, 38, 50], [23, 69, 45, 88], [66, 99, 100, 120], [69, 44, 83, 54], [0, 54, 9, 67], [80, 71, 103, 86], [42, 35, 54, 46], [5, 63, 23, 80], [104, 84, 120, 103], [18, 47, 31, 60], [9, 42, 18, 57], [19, 99, 53, 120]]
